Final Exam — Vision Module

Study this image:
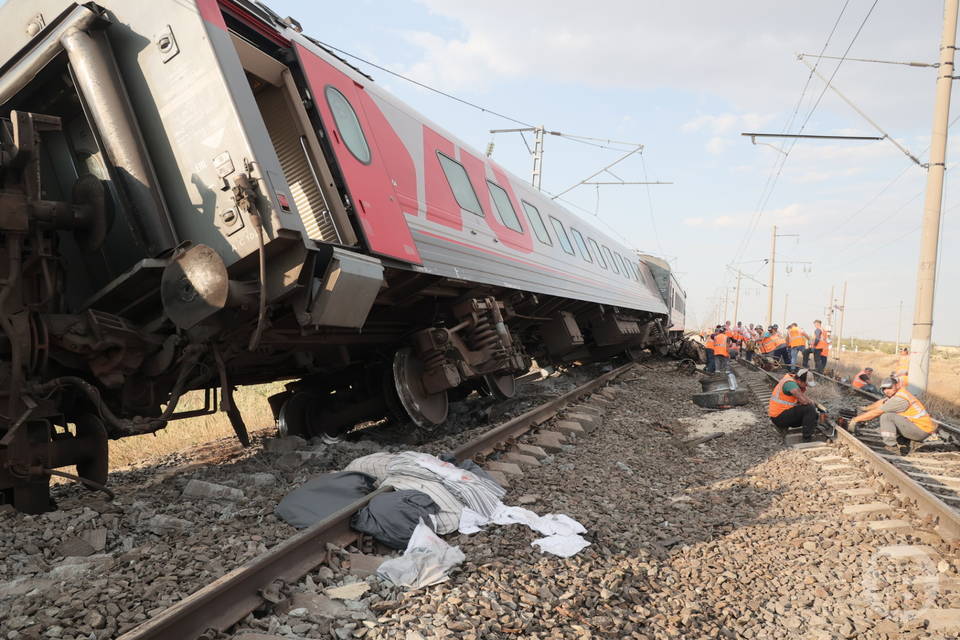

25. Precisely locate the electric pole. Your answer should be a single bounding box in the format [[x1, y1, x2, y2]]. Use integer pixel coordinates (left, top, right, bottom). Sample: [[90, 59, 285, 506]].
[[767, 226, 776, 326], [766, 226, 804, 326], [896, 299, 904, 354], [733, 270, 742, 325], [827, 285, 835, 331], [783, 294, 789, 328], [909, 0, 958, 394], [531, 126, 544, 190], [837, 281, 848, 364]]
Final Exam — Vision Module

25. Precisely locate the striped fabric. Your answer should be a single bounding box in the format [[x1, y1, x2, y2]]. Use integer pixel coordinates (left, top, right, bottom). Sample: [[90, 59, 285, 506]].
[[345, 452, 505, 535]]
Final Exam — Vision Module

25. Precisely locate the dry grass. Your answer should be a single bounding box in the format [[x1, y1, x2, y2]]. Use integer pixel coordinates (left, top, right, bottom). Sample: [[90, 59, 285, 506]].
[[106, 381, 285, 471]]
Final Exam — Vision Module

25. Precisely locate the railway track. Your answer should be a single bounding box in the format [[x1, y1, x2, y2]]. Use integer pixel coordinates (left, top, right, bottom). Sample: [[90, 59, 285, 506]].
[[116, 362, 636, 640], [733, 360, 960, 541]]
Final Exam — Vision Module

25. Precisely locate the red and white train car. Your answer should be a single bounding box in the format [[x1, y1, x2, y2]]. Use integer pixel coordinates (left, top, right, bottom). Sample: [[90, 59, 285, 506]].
[[0, 0, 676, 509]]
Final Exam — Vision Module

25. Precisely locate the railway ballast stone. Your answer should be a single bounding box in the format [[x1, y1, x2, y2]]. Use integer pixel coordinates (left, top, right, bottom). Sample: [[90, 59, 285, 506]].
[[552, 420, 585, 436], [485, 461, 523, 476], [182, 478, 245, 501], [531, 431, 565, 452], [514, 443, 548, 459], [501, 452, 540, 467]]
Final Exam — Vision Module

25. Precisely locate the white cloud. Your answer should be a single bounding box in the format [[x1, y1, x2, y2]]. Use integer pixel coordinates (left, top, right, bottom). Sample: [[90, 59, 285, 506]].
[[404, 0, 939, 127], [706, 137, 731, 155]]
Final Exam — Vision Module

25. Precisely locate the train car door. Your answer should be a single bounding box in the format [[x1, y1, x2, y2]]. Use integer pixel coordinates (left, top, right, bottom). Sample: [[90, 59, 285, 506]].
[[294, 43, 421, 264]]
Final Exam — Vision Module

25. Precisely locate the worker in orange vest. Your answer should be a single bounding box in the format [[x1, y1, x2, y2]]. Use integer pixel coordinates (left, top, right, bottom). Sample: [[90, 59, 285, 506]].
[[847, 377, 936, 455], [768, 325, 789, 366], [713, 325, 730, 372], [704, 330, 716, 373], [768, 368, 819, 442], [786, 323, 808, 372], [814, 326, 830, 373], [851, 367, 878, 394]]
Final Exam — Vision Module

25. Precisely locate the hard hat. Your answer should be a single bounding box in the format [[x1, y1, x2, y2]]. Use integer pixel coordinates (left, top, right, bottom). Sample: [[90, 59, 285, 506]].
[[879, 377, 897, 390], [864, 367, 873, 372], [796, 368, 810, 380]]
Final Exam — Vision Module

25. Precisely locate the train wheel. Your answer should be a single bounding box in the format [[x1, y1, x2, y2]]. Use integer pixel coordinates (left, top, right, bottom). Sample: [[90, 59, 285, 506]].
[[277, 392, 318, 438], [484, 373, 517, 400], [74, 414, 108, 490], [392, 347, 448, 428]]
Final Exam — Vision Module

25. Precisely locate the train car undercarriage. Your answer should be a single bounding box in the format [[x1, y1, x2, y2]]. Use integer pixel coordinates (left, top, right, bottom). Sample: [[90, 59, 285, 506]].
[[0, 3, 672, 514]]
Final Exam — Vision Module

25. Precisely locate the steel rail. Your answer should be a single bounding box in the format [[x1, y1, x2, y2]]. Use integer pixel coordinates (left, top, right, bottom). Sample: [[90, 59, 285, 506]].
[[737, 361, 960, 541], [119, 362, 636, 640]]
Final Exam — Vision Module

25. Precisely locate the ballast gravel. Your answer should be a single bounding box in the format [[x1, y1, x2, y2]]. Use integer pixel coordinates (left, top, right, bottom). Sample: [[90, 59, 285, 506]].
[[3, 361, 960, 639], [233, 363, 960, 640]]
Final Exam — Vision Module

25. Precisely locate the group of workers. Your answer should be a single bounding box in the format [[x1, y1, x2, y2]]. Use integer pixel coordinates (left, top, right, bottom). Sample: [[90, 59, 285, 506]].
[[766, 347, 936, 453], [703, 319, 935, 454], [703, 319, 831, 374]]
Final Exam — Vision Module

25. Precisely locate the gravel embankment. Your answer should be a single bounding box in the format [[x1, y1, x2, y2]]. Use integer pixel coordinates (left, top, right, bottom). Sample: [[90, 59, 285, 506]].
[[232, 364, 960, 640], [5, 362, 959, 639], [0, 368, 594, 639]]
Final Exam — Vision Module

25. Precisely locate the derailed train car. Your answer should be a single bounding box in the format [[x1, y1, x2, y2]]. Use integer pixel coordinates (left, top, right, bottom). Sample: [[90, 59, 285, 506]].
[[0, 0, 676, 512]]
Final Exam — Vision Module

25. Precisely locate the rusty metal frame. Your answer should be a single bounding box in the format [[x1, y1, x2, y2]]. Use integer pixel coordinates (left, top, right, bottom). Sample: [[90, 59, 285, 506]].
[[118, 362, 634, 640]]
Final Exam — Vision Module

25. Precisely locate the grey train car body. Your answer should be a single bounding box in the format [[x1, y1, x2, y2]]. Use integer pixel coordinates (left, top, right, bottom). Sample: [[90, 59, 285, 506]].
[[0, 0, 679, 511]]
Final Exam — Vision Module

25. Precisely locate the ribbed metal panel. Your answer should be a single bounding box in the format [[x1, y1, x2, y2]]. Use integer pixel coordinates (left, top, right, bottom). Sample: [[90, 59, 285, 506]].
[[256, 88, 339, 243]]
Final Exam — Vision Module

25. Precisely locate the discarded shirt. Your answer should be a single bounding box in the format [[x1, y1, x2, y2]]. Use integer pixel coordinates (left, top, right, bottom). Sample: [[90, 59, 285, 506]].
[[377, 520, 465, 589], [346, 452, 504, 534], [532, 534, 591, 558], [457, 504, 590, 557]]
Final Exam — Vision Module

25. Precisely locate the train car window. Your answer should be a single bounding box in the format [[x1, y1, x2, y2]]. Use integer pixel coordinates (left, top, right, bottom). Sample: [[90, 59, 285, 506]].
[[614, 252, 630, 278], [325, 86, 371, 164], [487, 181, 523, 232], [602, 245, 618, 273], [550, 217, 575, 254], [588, 238, 607, 269], [570, 229, 593, 263], [437, 152, 483, 216], [521, 201, 552, 245]]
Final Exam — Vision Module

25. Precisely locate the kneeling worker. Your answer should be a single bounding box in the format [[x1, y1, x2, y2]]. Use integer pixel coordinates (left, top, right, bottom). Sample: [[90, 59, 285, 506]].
[[768, 368, 819, 442], [847, 377, 936, 454]]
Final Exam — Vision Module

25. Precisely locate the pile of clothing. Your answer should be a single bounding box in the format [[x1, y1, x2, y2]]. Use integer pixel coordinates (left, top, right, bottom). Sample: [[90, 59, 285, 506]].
[[275, 450, 590, 588]]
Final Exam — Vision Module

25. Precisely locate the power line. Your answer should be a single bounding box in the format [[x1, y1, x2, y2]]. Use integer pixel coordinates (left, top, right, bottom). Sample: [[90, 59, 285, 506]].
[[639, 150, 665, 253], [728, 0, 855, 268], [307, 37, 534, 128]]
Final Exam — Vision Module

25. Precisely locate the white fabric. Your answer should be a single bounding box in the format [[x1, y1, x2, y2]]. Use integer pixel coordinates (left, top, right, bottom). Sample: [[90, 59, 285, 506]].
[[532, 534, 591, 558], [376, 520, 465, 589], [345, 452, 505, 534], [457, 503, 589, 557]]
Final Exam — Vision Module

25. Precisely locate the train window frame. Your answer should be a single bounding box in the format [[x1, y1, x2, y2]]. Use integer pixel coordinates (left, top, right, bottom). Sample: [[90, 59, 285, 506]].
[[602, 245, 618, 273], [436, 152, 484, 216], [521, 200, 552, 245], [588, 238, 607, 269], [549, 216, 575, 255], [324, 86, 372, 165], [614, 252, 630, 278], [487, 181, 523, 232], [569, 228, 593, 263]]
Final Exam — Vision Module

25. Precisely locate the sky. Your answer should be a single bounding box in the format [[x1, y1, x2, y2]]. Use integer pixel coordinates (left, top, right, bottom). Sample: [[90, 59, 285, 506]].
[[63, 0, 960, 343]]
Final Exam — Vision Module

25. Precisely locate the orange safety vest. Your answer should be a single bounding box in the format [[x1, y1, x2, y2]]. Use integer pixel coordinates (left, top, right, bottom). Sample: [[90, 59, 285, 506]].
[[815, 331, 830, 354], [852, 369, 870, 389], [713, 333, 729, 358], [788, 327, 805, 348], [892, 388, 935, 433], [759, 334, 774, 354], [704, 336, 715, 351], [770, 333, 786, 349], [768, 374, 799, 418]]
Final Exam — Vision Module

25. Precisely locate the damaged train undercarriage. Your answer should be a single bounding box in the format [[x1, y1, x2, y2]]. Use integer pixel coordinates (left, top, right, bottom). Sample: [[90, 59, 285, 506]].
[[0, 0, 681, 513]]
